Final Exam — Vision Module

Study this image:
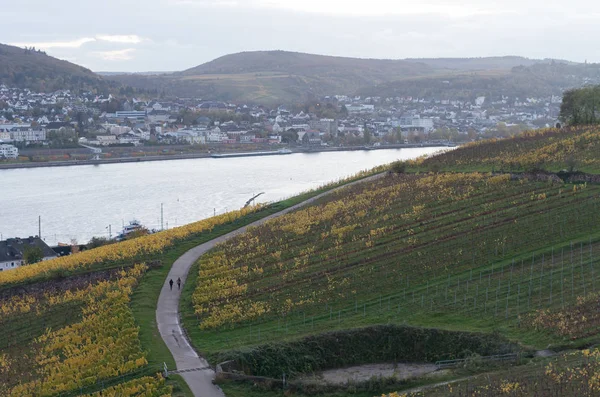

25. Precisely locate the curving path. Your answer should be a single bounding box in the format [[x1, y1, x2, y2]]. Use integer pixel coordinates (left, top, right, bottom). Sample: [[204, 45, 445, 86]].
[[156, 174, 383, 396]]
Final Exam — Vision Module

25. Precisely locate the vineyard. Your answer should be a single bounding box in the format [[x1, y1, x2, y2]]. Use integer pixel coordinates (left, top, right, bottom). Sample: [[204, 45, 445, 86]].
[[0, 207, 260, 289], [179, 169, 600, 396], [413, 126, 600, 173], [0, 263, 172, 396]]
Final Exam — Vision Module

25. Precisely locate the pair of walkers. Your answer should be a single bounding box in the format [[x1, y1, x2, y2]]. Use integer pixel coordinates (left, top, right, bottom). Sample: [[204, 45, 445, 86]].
[[169, 277, 182, 291]]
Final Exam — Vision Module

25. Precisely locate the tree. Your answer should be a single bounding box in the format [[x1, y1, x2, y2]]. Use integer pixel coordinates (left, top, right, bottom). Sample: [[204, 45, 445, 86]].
[[23, 246, 44, 265], [363, 124, 372, 145], [87, 236, 113, 249], [560, 86, 600, 126], [281, 130, 298, 144]]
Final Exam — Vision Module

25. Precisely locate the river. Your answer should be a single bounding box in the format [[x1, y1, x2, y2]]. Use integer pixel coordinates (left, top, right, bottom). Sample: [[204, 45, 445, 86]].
[[0, 147, 445, 245]]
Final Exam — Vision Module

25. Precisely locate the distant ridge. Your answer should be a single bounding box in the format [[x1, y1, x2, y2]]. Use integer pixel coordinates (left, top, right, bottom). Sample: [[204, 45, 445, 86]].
[[0, 43, 589, 103]]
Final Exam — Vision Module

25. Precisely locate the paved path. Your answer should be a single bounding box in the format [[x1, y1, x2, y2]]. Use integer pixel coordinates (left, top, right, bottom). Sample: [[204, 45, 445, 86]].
[[156, 174, 383, 396]]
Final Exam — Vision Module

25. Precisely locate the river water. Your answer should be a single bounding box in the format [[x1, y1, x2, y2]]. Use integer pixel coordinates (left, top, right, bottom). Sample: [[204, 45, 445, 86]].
[[0, 148, 444, 245]]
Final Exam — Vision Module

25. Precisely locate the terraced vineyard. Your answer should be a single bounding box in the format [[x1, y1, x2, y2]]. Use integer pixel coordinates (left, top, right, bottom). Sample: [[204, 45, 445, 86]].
[[414, 126, 600, 173], [185, 172, 600, 364], [0, 264, 171, 396]]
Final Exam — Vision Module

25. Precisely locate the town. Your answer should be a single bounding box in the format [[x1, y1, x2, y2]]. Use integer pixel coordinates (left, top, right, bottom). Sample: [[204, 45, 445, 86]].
[[0, 83, 565, 162]]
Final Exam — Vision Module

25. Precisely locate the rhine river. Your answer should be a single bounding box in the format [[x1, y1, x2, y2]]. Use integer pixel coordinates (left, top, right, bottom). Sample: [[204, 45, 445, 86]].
[[0, 147, 445, 245]]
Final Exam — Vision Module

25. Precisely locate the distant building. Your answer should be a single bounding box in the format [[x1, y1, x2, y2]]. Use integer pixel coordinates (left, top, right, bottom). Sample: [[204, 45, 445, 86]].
[[346, 104, 375, 113], [0, 144, 18, 159], [115, 111, 147, 122], [95, 135, 118, 145], [310, 119, 339, 136], [393, 117, 434, 133], [11, 128, 47, 142], [0, 237, 57, 271]]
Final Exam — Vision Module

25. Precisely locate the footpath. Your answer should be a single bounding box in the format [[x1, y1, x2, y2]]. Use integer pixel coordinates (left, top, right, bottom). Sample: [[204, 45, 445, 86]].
[[155, 174, 383, 396]]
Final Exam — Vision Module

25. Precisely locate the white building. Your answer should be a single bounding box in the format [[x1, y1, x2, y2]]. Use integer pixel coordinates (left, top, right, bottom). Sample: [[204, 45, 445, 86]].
[[206, 129, 228, 143], [10, 129, 47, 142], [95, 135, 118, 145], [0, 144, 18, 159], [411, 118, 434, 132]]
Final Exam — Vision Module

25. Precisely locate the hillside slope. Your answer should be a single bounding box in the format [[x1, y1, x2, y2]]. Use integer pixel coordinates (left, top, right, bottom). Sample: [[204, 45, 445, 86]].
[[414, 126, 600, 173], [360, 62, 600, 101], [404, 56, 557, 71], [0, 43, 117, 93]]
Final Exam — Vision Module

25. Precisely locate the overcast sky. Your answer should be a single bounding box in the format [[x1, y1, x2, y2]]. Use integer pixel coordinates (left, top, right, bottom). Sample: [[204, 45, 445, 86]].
[[4, 0, 600, 72]]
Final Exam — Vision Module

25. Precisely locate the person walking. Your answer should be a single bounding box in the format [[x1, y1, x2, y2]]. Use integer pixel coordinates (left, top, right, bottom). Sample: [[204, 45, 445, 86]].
[[177, 277, 182, 290], [169, 279, 174, 291]]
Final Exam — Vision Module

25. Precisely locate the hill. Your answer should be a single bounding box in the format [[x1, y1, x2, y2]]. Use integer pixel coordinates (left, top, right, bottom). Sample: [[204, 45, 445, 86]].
[[404, 56, 572, 71], [108, 51, 579, 104], [0, 43, 118, 93], [360, 62, 600, 101], [108, 50, 434, 104], [181, 50, 430, 78]]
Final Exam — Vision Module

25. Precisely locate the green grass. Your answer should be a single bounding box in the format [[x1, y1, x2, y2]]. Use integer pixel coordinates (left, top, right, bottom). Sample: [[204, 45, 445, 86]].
[[168, 374, 195, 397]]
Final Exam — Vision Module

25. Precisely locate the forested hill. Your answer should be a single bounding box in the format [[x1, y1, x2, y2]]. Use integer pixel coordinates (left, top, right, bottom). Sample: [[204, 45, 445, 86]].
[[0, 43, 115, 93]]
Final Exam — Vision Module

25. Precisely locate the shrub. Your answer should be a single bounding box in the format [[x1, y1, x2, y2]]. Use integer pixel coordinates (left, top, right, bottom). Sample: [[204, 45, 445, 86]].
[[217, 324, 519, 378]]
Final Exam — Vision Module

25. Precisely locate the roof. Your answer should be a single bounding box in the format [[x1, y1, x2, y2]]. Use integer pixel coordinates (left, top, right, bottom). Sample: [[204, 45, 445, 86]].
[[0, 237, 57, 263], [45, 121, 69, 130]]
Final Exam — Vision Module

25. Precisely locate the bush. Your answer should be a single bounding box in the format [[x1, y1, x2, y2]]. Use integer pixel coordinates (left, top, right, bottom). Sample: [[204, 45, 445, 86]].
[[217, 324, 519, 378], [390, 161, 407, 174]]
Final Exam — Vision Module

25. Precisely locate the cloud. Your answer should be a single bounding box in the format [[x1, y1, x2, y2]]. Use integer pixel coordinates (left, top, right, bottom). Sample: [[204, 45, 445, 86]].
[[10, 34, 147, 50], [96, 35, 145, 44], [176, 0, 509, 17], [175, 0, 240, 6], [9, 37, 96, 49], [91, 48, 136, 61]]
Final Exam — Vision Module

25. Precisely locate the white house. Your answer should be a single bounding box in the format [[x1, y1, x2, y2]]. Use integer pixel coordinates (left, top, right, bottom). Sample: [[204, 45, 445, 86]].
[[0, 144, 18, 159], [206, 129, 227, 143], [0, 237, 57, 271], [0, 132, 11, 142]]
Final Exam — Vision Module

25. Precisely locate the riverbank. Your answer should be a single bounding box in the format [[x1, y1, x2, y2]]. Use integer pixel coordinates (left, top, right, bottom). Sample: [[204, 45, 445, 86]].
[[0, 143, 452, 170]]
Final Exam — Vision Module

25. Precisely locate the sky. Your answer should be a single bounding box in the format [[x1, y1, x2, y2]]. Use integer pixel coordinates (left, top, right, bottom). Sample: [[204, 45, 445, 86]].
[[4, 0, 600, 72]]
